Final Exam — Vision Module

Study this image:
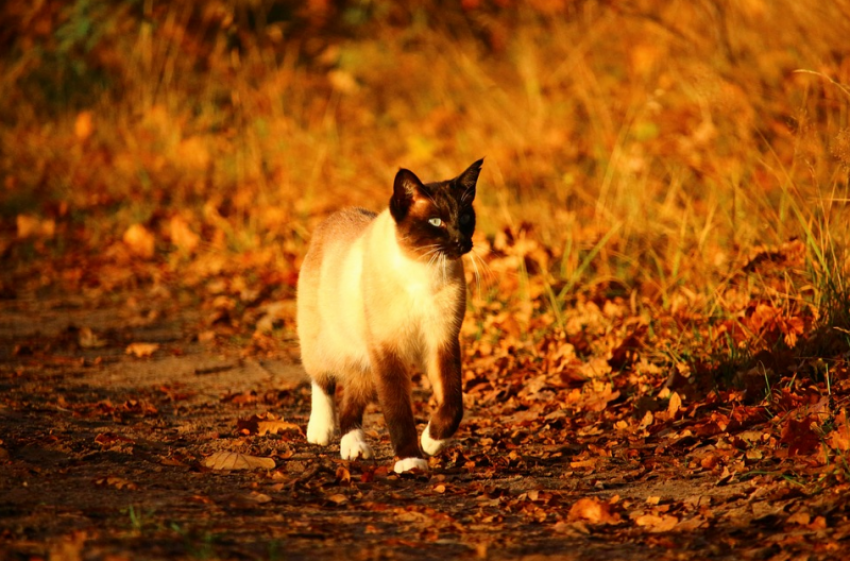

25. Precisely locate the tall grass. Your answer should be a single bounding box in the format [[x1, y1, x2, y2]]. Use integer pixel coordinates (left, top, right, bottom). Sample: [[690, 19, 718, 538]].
[[1, 1, 848, 342]]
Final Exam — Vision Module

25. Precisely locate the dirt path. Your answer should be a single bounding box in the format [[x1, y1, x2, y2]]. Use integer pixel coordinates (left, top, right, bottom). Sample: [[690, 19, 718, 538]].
[[1, 289, 848, 560]]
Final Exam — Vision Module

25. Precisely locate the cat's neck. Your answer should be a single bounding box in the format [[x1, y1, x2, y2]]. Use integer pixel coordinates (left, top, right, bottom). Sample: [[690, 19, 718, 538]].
[[371, 210, 463, 289]]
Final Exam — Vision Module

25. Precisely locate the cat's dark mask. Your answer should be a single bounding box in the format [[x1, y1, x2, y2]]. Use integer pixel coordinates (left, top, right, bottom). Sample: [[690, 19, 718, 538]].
[[390, 159, 482, 260]]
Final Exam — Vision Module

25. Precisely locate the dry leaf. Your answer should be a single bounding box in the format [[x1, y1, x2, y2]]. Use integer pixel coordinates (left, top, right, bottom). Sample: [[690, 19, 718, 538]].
[[781, 415, 820, 457], [95, 476, 138, 490], [638, 410, 654, 430], [635, 513, 679, 532], [198, 330, 217, 343], [125, 342, 160, 358], [123, 224, 155, 259], [326, 493, 349, 505], [237, 414, 304, 437], [79, 327, 107, 349], [169, 216, 200, 253], [245, 491, 272, 503], [75, 110, 94, 140], [17, 215, 55, 239], [328, 70, 358, 94], [257, 420, 303, 436], [566, 497, 620, 525], [667, 392, 682, 416], [203, 451, 275, 471], [336, 466, 351, 484], [786, 511, 811, 526]]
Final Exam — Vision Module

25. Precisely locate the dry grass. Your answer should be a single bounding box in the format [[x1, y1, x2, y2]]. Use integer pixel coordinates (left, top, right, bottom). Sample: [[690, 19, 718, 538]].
[[1, 0, 849, 361]]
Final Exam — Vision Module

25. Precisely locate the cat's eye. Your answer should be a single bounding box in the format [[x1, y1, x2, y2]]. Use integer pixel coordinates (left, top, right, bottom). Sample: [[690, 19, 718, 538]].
[[459, 214, 471, 225], [428, 217, 443, 227]]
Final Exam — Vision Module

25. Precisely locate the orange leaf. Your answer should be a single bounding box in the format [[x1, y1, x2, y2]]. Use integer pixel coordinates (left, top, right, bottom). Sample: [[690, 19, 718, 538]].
[[635, 513, 679, 532], [202, 451, 275, 471], [75, 111, 94, 140], [125, 342, 160, 358], [123, 224, 155, 259], [169, 216, 200, 253], [567, 497, 620, 525], [781, 415, 820, 457]]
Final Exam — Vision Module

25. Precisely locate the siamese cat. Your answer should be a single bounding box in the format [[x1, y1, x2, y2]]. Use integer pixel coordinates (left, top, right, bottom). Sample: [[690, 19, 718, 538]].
[[297, 159, 483, 473]]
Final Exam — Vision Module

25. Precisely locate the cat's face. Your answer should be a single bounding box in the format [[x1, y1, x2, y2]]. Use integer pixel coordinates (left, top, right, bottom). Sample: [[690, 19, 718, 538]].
[[389, 159, 482, 261]]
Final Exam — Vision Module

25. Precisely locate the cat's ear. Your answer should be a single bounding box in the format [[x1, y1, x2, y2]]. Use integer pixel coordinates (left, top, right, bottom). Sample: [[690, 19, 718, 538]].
[[390, 168, 425, 222], [455, 158, 484, 202]]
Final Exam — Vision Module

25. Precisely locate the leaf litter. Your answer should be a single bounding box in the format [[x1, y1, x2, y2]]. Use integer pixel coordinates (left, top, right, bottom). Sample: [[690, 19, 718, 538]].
[[1, 2, 850, 560]]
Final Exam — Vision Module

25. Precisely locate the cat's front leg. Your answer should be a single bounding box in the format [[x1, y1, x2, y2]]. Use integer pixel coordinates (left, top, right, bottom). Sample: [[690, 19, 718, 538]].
[[370, 345, 428, 473], [421, 339, 464, 456], [306, 379, 337, 446]]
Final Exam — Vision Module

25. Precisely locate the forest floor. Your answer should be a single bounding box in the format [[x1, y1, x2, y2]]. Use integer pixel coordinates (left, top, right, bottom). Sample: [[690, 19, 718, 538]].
[[2, 285, 850, 561], [3, 2, 850, 560]]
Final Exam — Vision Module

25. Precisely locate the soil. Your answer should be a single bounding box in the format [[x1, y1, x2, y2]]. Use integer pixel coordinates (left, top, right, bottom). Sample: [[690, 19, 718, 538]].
[[1, 288, 848, 560]]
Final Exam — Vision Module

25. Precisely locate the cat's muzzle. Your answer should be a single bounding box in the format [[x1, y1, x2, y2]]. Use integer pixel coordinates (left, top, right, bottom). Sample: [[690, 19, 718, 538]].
[[445, 239, 472, 259]]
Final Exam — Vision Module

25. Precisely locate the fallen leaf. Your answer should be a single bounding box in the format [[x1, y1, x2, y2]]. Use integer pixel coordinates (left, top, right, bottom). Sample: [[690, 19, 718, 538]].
[[786, 511, 811, 526], [245, 491, 272, 503], [169, 215, 200, 253], [327, 493, 349, 505], [635, 513, 679, 532], [79, 327, 107, 349], [781, 415, 820, 457], [125, 342, 160, 358], [567, 497, 620, 525], [237, 414, 304, 437], [202, 451, 276, 471], [94, 433, 135, 447], [123, 224, 155, 259], [198, 330, 217, 343], [257, 420, 303, 436], [75, 110, 94, 140], [667, 392, 682, 417], [95, 476, 138, 490], [639, 410, 654, 430], [17, 214, 55, 238]]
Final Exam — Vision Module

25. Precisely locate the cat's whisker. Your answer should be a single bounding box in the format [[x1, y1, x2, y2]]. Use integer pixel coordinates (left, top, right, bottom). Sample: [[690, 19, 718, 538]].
[[471, 248, 493, 277], [467, 251, 481, 294], [421, 245, 442, 268], [467, 249, 493, 295]]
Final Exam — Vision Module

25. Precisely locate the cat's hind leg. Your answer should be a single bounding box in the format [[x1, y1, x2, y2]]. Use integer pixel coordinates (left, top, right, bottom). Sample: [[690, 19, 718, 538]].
[[306, 378, 336, 446], [338, 377, 374, 460]]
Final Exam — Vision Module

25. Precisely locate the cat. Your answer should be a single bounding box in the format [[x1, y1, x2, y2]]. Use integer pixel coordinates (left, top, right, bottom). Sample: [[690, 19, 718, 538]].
[[296, 159, 483, 473]]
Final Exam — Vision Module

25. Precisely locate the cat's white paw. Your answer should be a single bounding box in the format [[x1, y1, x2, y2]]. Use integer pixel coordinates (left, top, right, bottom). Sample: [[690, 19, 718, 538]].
[[307, 416, 335, 446], [340, 429, 374, 460], [420, 422, 446, 456], [393, 457, 428, 474], [306, 382, 335, 446]]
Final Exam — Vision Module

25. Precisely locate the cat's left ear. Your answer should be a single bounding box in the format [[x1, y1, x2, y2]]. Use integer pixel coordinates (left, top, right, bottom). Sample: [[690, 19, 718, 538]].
[[455, 158, 484, 202], [390, 168, 425, 223]]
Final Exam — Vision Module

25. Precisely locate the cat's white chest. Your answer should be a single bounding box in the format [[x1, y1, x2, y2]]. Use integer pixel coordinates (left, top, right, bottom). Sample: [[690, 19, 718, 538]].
[[358, 211, 465, 355]]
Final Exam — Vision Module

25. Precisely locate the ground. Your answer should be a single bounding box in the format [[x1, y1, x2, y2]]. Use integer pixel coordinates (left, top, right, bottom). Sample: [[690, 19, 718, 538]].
[[2, 286, 849, 561]]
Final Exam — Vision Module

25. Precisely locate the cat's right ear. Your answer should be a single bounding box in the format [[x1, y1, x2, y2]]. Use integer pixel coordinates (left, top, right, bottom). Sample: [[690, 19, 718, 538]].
[[390, 168, 425, 222]]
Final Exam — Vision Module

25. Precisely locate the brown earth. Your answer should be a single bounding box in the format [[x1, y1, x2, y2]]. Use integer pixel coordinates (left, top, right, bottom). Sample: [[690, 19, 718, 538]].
[[1, 288, 849, 561]]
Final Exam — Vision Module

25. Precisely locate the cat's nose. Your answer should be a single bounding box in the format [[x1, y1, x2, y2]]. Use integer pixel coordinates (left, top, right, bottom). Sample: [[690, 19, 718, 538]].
[[454, 238, 471, 253]]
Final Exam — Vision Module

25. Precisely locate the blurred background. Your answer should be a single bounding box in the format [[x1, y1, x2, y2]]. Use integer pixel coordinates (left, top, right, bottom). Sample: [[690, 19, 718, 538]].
[[1, 0, 848, 351]]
